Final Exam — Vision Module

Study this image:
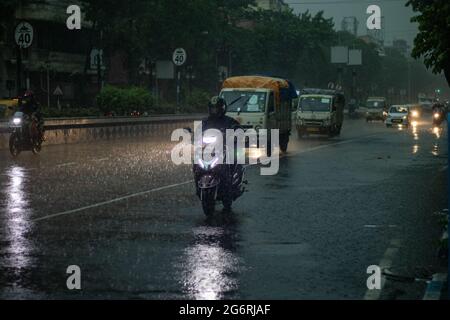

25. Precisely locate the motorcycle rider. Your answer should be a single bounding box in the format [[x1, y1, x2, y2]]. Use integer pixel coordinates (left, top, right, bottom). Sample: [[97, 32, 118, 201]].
[[193, 96, 244, 211], [201, 96, 240, 131], [18, 90, 44, 141], [432, 102, 446, 122]]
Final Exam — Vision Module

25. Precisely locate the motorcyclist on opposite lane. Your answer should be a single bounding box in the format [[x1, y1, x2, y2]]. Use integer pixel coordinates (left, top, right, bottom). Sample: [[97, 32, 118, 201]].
[[18, 90, 44, 141]]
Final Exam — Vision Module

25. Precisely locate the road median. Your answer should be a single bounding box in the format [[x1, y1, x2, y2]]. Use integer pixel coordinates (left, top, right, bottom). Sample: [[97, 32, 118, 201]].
[[0, 114, 206, 150]]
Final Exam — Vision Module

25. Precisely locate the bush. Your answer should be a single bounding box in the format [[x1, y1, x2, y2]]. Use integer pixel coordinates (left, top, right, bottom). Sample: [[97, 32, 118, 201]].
[[96, 85, 155, 116], [184, 88, 211, 113], [41, 107, 100, 118]]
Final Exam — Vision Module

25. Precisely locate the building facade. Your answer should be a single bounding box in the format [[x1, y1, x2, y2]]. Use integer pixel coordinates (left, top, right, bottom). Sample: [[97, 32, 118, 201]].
[[0, 0, 97, 107], [253, 0, 290, 12]]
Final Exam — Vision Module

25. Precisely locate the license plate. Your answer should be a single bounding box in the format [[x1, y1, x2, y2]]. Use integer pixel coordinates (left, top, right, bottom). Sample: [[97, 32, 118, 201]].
[[307, 127, 320, 132], [392, 119, 402, 123]]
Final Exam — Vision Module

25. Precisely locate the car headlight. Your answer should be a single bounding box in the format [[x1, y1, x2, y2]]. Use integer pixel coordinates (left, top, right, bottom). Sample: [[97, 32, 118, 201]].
[[12, 118, 21, 125]]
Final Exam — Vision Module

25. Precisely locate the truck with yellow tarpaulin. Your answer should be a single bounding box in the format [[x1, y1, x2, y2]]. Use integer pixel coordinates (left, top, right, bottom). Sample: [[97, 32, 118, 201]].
[[220, 76, 298, 153]]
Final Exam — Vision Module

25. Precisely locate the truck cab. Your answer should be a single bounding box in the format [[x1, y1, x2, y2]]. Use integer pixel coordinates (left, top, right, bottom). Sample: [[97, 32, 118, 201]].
[[365, 97, 387, 122], [220, 76, 297, 153], [295, 89, 345, 138]]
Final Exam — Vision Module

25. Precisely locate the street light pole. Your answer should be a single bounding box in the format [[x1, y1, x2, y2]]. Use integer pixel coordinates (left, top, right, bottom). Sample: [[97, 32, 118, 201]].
[[46, 62, 50, 107]]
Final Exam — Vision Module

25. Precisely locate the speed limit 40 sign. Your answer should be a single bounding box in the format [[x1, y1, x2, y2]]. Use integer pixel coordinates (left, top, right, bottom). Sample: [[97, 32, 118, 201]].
[[172, 48, 187, 66], [15, 22, 34, 49]]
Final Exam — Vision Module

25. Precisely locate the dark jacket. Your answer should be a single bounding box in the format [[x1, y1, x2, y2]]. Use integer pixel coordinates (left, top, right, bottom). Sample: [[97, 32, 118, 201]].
[[201, 114, 240, 132], [19, 101, 39, 116]]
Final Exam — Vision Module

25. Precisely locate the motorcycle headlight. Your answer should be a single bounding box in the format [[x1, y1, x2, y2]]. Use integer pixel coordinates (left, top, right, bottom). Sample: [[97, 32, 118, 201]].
[[434, 113, 440, 119], [412, 111, 419, 118], [403, 116, 407, 119], [198, 157, 220, 170], [198, 159, 206, 169], [12, 118, 21, 125]]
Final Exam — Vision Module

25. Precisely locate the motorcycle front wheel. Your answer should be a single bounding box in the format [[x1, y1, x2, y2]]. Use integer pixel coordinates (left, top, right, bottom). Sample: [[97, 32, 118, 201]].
[[9, 133, 21, 157], [201, 189, 216, 217], [32, 141, 42, 155]]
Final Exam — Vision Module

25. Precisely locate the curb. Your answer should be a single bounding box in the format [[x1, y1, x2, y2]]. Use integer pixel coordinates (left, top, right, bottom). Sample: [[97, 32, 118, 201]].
[[423, 273, 447, 300]]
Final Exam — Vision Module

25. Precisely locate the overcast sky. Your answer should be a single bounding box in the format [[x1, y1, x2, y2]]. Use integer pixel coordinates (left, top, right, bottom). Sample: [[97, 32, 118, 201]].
[[284, 0, 419, 46]]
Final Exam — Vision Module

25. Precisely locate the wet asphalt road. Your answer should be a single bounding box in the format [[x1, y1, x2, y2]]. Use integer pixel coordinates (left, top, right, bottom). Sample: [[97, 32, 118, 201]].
[[0, 117, 447, 300]]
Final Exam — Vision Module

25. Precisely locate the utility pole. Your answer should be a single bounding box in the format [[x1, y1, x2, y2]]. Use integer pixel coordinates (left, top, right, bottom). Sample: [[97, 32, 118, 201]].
[[16, 46, 22, 97]]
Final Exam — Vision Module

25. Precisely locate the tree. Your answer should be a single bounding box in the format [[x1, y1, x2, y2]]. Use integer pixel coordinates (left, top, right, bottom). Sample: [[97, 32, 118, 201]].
[[407, 0, 450, 86]]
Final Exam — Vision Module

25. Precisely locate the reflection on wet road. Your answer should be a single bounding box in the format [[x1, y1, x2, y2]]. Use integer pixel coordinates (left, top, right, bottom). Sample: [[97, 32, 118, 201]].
[[0, 117, 447, 300], [1, 166, 35, 293], [180, 216, 241, 300]]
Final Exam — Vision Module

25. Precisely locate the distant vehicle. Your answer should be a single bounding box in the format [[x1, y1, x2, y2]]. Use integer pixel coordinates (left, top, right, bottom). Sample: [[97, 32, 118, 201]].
[[432, 103, 446, 126], [348, 98, 358, 118], [295, 88, 345, 138], [385, 105, 409, 128], [365, 97, 387, 122], [220, 75, 298, 155], [0, 98, 19, 119], [407, 104, 422, 120], [418, 96, 434, 111]]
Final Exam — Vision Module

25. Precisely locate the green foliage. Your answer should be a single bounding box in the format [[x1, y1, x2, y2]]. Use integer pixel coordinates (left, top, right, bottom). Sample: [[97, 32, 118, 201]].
[[67, 1, 450, 101], [96, 85, 154, 115], [41, 107, 100, 118], [407, 0, 450, 85], [184, 88, 211, 113]]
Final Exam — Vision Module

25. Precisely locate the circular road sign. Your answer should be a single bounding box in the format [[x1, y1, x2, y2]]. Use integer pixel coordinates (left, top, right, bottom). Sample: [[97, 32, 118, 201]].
[[172, 48, 187, 66], [15, 22, 34, 49]]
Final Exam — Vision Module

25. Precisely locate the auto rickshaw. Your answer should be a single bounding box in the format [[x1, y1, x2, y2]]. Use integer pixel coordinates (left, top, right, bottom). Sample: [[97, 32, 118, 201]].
[[0, 98, 19, 119]]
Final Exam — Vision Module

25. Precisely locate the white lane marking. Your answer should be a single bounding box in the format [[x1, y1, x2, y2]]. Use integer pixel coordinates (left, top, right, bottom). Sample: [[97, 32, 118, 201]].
[[32, 134, 381, 222], [364, 225, 398, 228], [56, 162, 77, 168], [364, 239, 402, 300], [32, 180, 194, 222], [93, 157, 109, 162]]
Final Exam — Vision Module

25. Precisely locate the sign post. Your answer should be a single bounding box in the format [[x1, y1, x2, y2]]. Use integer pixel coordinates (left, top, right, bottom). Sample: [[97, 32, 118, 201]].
[[172, 48, 187, 110], [348, 49, 362, 102], [14, 21, 34, 97], [53, 86, 63, 110]]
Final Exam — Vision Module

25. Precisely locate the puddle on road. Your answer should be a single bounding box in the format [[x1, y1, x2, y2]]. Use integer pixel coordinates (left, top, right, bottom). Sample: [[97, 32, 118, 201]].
[[432, 143, 440, 157], [176, 216, 242, 300], [0, 166, 37, 294]]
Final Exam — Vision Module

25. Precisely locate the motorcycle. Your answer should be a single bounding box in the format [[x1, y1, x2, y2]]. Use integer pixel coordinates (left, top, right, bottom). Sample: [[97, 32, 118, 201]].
[[193, 131, 247, 216], [9, 111, 44, 157], [432, 110, 445, 126]]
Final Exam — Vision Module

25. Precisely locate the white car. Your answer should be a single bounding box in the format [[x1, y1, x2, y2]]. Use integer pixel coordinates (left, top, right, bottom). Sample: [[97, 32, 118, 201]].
[[385, 105, 410, 128]]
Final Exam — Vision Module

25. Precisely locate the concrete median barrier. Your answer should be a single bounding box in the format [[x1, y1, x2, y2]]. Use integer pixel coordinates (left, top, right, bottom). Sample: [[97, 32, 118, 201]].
[[0, 114, 205, 150]]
